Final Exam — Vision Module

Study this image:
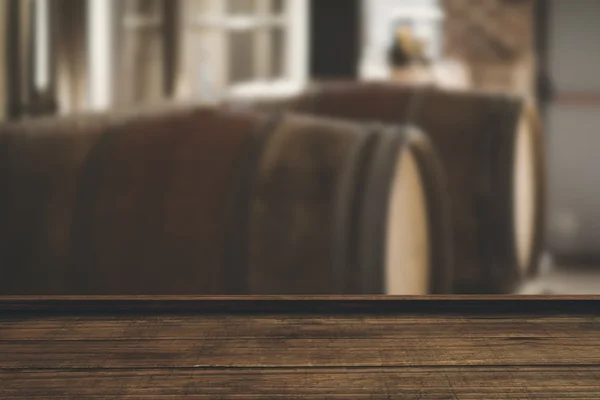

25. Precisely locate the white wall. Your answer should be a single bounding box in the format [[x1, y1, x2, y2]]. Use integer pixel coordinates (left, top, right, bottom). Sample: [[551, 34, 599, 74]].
[[547, 0, 600, 257], [360, 0, 442, 79], [548, 0, 600, 92]]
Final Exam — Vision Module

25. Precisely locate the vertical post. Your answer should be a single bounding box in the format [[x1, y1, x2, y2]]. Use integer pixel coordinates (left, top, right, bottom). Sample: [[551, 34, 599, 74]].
[[21, 0, 34, 117], [5, 0, 33, 120], [534, 0, 553, 118], [162, 0, 181, 98], [34, 0, 50, 92], [109, 0, 124, 106], [210, 0, 229, 98], [189, 0, 228, 101], [30, 0, 58, 116], [287, 0, 309, 85], [53, 0, 88, 115], [47, 0, 58, 112], [0, 0, 7, 120], [87, 0, 114, 111], [254, 0, 271, 80]]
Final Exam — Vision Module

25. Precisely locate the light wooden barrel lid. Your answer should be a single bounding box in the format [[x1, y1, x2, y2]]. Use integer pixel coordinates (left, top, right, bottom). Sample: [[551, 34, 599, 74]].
[[385, 143, 431, 295], [513, 106, 538, 274]]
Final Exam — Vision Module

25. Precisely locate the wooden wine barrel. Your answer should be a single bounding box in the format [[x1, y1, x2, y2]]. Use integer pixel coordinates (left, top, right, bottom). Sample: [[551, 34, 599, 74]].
[[0, 105, 452, 295], [245, 82, 546, 294], [0, 105, 270, 295], [0, 112, 136, 294], [243, 117, 452, 294]]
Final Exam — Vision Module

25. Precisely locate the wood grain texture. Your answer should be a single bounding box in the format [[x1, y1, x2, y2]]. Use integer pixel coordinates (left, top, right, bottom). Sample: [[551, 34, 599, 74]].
[[1, 296, 600, 399]]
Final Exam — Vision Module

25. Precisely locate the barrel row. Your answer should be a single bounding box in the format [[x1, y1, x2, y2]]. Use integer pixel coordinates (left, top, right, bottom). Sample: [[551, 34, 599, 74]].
[[233, 81, 546, 294], [0, 102, 452, 295]]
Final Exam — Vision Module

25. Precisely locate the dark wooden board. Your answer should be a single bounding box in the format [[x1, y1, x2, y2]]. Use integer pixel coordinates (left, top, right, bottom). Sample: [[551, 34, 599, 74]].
[[1, 296, 600, 398]]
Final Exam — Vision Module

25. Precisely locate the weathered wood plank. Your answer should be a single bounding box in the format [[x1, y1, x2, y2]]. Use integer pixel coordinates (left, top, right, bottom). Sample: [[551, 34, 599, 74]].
[[1, 296, 599, 398], [2, 314, 599, 340], [1, 321, 600, 368], [2, 367, 600, 399]]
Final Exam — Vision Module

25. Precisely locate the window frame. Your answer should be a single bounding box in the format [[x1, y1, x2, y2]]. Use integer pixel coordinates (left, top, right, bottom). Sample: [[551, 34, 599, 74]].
[[180, 0, 310, 100], [105, 0, 309, 107]]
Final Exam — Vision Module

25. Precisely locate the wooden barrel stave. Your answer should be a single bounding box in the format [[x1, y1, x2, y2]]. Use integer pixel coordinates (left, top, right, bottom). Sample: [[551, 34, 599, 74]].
[[67, 108, 266, 295], [0, 116, 111, 294], [406, 128, 454, 294], [246, 115, 371, 294]]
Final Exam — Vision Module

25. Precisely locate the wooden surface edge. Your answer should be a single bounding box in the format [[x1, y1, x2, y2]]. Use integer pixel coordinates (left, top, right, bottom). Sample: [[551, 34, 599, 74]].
[[1, 295, 599, 314]]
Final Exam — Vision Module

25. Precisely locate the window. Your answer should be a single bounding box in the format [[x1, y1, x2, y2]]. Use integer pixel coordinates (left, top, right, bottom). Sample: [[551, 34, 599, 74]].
[[178, 0, 309, 102], [112, 0, 308, 107]]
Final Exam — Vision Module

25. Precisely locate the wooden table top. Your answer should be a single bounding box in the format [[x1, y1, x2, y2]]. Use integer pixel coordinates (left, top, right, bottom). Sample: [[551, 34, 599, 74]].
[[1, 296, 600, 399]]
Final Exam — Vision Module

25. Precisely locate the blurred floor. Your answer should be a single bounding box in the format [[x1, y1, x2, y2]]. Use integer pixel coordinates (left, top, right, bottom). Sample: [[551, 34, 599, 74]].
[[517, 256, 600, 294]]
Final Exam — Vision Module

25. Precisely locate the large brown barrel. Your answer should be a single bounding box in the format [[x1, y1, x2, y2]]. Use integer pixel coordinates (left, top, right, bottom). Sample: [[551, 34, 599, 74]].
[[0, 105, 269, 294], [0, 111, 136, 294], [245, 82, 546, 294], [0, 104, 452, 295], [244, 116, 452, 294]]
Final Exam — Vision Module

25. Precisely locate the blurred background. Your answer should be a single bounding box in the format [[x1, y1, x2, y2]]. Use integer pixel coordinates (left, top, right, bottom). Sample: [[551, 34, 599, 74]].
[[1, 0, 599, 294]]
